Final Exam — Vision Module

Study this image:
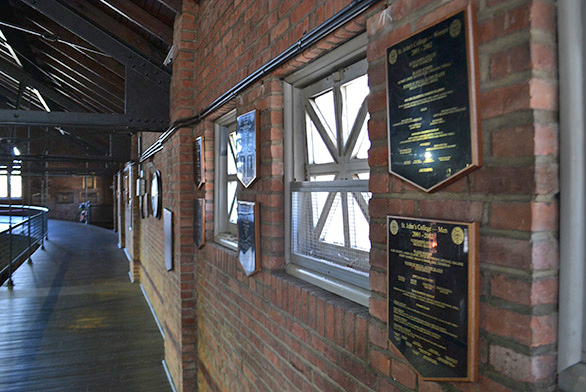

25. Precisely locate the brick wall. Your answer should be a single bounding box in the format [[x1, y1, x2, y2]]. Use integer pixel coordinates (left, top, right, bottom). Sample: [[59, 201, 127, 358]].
[[127, 0, 560, 391], [132, 2, 200, 391]]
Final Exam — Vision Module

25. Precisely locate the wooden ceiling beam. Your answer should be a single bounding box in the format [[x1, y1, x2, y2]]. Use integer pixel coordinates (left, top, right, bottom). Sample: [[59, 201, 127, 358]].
[[64, 0, 166, 64], [100, 0, 173, 45], [41, 64, 123, 113], [0, 54, 86, 112], [20, 0, 168, 70], [33, 41, 124, 97], [32, 48, 125, 104], [24, 16, 126, 79], [154, 0, 183, 15]]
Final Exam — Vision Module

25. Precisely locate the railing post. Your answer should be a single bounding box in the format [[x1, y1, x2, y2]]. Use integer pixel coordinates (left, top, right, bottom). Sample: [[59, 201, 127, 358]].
[[27, 206, 32, 264], [7, 219, 13, 287]]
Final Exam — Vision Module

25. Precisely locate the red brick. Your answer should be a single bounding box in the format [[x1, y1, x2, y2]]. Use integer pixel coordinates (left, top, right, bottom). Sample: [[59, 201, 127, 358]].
[[368, 322, 388, 350], [535, 163, 558, 195], [480, 236, 532, 269], [489, 345, 555, 382], [369, 350, 390, 375], [369, 270, 387, 295], [530, 314, 557, 347], [534, 123, 558, 157], [490, 202, 531, 231], [391, 360, 416, 389], [492, 124, 535, 158], [369, 296, 386, 322], [480, 83, 530, 119], [531, 201, 558, 231], [530, 1, 556, 31], [530, 78, 557, 111], [418, 379, 443, 392], [469, 166, 534, 194], [478, 4, 530, 44], [418, 200, 483, 222], [481, 304, 531, 345], [391, 0, 435, 20], [531, 278, 558, 305], [490, 43, 531, 80], [490, 274, 531, 305]]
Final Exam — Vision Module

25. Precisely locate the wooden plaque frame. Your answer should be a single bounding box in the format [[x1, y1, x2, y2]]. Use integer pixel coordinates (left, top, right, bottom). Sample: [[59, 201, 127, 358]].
[[386, 4, 481, 192], [194, 136, 205, 189], [235, 110, 260, 188], [194, 198, 205, 249], [237, 201, 260, 276], [387, 215, 479, 382], [151, 170, 162, 219], [164, 208, 173, 271]]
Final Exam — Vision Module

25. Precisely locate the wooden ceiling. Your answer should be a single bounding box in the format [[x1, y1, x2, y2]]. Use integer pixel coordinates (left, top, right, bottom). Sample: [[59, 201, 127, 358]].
[[0, 0, 177, 115], [0, 0, 180, 174]]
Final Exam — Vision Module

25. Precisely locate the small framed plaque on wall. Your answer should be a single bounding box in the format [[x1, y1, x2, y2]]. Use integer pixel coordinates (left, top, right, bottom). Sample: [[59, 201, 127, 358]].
[[234, 110, 260, 188], [164, 208, 173, 271], [237, 201, 260, 276], [386, 5, 481, 192], [194, 136, 205, 189], [387, 215, 479, 381]]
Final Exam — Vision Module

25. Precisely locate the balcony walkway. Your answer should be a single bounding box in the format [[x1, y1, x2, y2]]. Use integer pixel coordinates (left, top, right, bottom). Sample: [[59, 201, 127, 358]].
[[0, 220, 171, 392]]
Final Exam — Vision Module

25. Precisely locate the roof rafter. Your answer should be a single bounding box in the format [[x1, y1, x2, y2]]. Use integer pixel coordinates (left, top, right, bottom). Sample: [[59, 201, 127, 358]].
[[0, 54, 86, 112], [19, 0, 170, 87], [100, 0, 173, 45]]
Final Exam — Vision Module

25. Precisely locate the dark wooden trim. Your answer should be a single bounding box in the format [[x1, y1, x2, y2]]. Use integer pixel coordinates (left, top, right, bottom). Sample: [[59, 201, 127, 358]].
[[386, 215, 479, 382], [385, 3, 482, 193]]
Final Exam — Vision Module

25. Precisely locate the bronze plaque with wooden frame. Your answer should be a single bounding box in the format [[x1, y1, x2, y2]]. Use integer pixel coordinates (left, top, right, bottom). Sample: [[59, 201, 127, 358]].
[[234, 110, 260, 188], [164, 208, 173, 271], [237, 201, 260, 276], [387, 216, 478, 381], [193, 198, 205, 249], [386, 5, 481, 192], [194, 136, 205, 189]]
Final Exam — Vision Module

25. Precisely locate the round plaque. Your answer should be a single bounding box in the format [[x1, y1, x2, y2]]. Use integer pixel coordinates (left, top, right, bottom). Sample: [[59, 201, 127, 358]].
[[151, 171, 162, 219]]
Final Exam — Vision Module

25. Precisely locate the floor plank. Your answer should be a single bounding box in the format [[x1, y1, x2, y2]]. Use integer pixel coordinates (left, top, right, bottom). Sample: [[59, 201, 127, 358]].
[[0, 220, 171, 392]]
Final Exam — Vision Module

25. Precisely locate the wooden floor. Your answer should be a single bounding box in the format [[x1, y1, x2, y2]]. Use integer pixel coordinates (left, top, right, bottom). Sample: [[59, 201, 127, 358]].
[[0, 220, 171, 392]]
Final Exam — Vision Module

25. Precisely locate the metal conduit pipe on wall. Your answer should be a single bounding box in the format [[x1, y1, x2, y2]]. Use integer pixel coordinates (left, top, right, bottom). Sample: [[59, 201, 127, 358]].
[[140, 0, 382, 163]]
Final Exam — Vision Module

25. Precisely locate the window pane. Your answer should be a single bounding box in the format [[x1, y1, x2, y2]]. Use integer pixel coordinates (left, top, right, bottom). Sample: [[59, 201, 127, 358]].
[[312, 90, 336, 143], [310, 174, 336, 182], [342, 74, 369, 145], [320, 193, 344, 246], [292, 189, 370, 274], [352, 115, 370, 160], [306, 114, 334, 164], [311, 191, 329, 228], [0, 175, 6, 198], [10, 175, 21, 198], [227, 180, 237, 224], [227, 132, 237, 175], [349, 193, 370, 251]]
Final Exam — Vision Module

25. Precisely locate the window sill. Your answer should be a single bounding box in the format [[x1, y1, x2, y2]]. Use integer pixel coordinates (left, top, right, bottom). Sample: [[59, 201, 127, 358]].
[[286, 263, 370, 307], [214, 233, 238, 252]]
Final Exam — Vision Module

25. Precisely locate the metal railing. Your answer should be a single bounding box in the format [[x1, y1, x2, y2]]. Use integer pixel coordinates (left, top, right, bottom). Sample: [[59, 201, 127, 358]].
[[0, 205, 49, 286]]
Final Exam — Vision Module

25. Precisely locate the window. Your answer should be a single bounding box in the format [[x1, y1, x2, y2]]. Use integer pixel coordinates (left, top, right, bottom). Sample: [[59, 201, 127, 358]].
[[214, 110, 239, 250], [284, 34, 371, 306], [0, 146, 22, 199]]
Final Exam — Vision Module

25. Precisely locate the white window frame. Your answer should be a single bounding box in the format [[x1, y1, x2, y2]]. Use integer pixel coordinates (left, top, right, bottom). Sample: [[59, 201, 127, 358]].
[[284, 33, 371, 307], [214, 110, 239, 251], [558, 1, 586, 390]]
